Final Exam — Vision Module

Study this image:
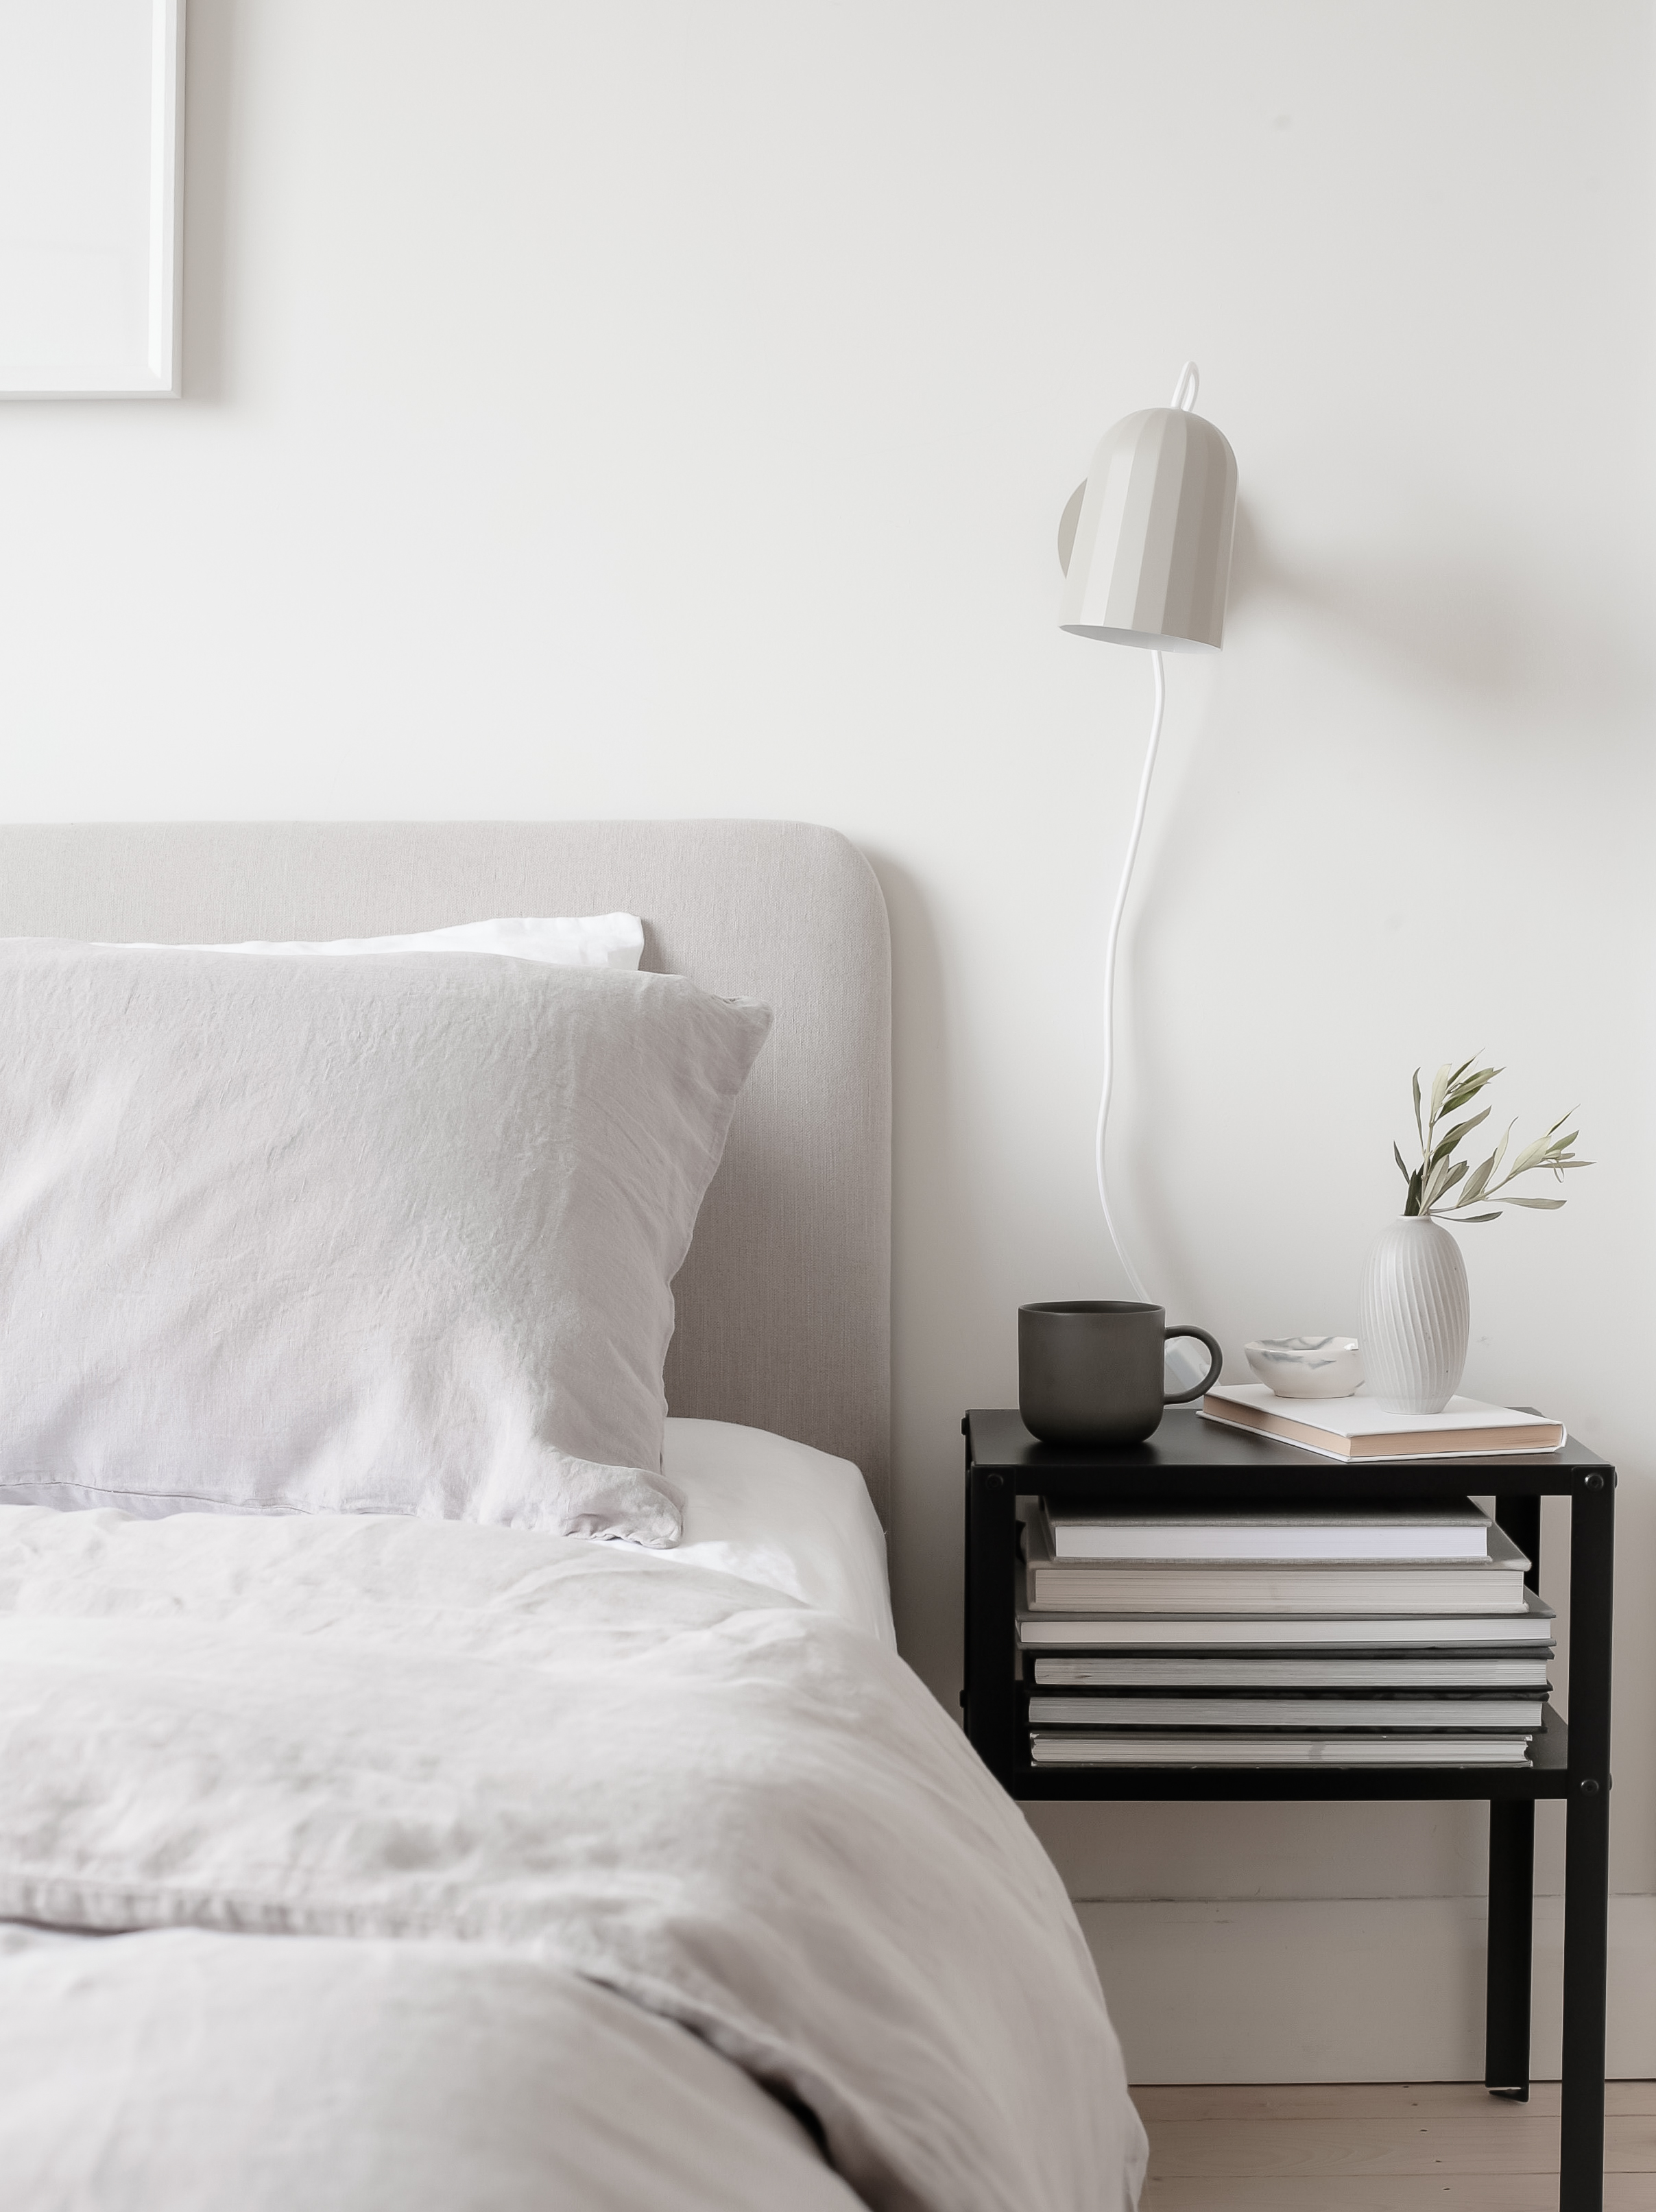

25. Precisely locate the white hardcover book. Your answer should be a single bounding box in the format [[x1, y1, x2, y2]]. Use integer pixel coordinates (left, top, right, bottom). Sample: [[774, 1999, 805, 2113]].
[[1029, 1733, 1534, 1767], [1031, 1653, 1552, 1689], [1200, 1387, 1564, 1461], [1016, 1583, 1556, 1650], [1022, 1519, 1530, 1615], [1040, 1501, 1493, 1563], [1025, 1693, 1546, 1730]]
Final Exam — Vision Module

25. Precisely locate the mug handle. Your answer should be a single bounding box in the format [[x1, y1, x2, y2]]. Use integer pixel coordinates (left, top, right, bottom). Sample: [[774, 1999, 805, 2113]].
[[1163, 1326, 1223, 1405]]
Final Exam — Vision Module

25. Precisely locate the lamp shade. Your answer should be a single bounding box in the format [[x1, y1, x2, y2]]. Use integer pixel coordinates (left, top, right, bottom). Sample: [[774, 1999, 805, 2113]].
[[1058, 406, 1237, 652]]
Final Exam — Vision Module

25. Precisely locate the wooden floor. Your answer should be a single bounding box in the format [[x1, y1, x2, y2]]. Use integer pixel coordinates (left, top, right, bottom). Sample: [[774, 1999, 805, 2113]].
[[1135, 2081, 1656, 2211]]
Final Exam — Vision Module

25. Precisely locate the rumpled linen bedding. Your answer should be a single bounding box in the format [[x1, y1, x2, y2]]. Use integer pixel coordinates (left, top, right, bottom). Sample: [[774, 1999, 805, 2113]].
[[0, 1504, 1147, 2212]]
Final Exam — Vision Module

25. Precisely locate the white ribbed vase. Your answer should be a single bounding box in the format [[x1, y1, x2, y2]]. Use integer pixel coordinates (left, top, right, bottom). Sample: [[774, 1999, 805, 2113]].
[[1358, 1216, 1469, 1414]]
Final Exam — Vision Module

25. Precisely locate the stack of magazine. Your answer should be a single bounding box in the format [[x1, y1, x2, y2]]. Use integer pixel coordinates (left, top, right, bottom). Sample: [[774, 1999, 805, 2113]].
[[1020, 1499, 1553, 1767]]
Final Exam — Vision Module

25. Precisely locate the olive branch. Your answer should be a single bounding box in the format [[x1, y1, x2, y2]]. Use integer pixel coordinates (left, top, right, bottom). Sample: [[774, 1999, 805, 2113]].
[[1394, 1057, 1590, 1224]]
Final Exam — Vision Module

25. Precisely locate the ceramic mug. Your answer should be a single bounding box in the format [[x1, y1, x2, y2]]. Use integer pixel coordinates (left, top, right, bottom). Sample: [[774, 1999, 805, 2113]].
[[1018, 1300, 1223, 1446]]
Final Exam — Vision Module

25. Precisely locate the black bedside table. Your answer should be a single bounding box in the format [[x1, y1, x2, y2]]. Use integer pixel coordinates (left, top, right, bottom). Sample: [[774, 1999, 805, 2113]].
[[961, 1406, 1615, 2212]]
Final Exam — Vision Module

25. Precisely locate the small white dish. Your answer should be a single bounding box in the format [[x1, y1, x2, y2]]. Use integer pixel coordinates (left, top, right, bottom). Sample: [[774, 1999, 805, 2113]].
[[1244, 1335, 1365, 1400]]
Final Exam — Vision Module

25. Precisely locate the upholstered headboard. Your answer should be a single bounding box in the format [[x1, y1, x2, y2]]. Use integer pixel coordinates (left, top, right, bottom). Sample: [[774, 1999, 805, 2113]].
[[0, 822, 893, 1522]]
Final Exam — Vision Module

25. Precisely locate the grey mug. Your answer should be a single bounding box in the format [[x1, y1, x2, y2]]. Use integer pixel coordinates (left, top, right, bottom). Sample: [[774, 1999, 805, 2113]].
[[1018, 1300, 1223, 1447]]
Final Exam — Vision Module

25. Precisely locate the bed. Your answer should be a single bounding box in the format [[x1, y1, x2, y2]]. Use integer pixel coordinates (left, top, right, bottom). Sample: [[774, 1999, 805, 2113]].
[[0, 820, 1147, 2212]]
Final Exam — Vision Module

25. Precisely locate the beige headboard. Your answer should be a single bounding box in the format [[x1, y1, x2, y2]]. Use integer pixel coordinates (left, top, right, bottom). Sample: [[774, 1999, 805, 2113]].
[[0, 821, 893, 1523]]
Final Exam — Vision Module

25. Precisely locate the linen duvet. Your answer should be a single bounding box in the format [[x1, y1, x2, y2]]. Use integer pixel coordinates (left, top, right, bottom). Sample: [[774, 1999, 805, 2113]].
[[0, 1500, 1148, 2212]]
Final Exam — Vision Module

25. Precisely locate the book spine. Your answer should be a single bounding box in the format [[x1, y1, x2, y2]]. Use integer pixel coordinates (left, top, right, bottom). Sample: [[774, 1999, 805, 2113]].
[[1028, 1568, 1526, 1614]]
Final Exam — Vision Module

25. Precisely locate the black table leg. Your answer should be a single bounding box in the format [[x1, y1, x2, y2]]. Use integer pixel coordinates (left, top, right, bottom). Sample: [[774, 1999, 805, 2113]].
[[1487, 1490, 1541, 2101], [1559, 1474, 1614, 2212], [1486, 1798, 1535, 2097], [1560, 1786, 1611, 2210], [963, 1455, 1019, 1785]]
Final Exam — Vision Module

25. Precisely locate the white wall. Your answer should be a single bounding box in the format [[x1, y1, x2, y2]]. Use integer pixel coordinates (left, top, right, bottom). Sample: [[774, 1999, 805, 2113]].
[[3, 0, 1651, 2077]]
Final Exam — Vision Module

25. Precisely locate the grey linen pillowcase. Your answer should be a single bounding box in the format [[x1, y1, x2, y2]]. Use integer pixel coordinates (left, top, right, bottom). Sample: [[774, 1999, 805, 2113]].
[[0, 942, 772, 1540]]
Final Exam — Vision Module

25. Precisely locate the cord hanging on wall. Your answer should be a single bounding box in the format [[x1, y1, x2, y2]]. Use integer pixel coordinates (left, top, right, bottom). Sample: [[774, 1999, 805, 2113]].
[[1057, 363, 1238, 1300]]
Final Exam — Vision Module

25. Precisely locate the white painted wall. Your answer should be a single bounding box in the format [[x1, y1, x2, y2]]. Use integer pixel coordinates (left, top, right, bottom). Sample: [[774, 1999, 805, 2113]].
[[1, 0, 1651, 2077]]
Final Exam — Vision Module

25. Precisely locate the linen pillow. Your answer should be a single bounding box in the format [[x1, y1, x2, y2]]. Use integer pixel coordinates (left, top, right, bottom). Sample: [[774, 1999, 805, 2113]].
[[127, 914, 646, 969], [0, 942, 770, 1540]]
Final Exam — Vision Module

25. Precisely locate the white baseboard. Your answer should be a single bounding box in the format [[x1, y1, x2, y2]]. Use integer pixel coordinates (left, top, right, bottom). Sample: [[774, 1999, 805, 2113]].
[[1075, 1893, 1656, 2083]]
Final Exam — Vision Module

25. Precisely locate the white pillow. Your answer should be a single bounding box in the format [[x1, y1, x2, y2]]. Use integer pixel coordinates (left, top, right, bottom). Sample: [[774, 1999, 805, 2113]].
[[0, 942, 769, 1541], [125, 914, 645, 970]]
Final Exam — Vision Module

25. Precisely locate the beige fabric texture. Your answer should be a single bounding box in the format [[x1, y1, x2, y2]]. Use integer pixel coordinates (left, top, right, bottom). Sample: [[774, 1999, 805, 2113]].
[[0, 822, 893, 1521], [0, 940, 769, 1534]]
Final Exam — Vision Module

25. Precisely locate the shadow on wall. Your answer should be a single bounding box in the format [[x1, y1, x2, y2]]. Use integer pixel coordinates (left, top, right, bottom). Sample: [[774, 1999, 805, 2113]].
[[180, 0, 240, 405], [860, 847, 991, 1687], [1227, 500, 1647, 723]]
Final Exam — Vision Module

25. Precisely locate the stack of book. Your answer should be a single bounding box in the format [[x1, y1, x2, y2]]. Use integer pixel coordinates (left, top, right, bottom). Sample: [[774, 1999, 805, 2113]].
[[1020, 1497, 1553, 1767]]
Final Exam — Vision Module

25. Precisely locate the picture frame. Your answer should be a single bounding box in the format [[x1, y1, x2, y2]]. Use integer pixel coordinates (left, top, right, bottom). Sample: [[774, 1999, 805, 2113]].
[[0, 0, 185, 398]]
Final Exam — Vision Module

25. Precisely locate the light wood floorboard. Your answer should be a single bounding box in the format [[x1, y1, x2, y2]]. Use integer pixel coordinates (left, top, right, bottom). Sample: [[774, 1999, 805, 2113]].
[[1136, 2081, 1656, 2212], [1141, 2180, 1654, 2210], [1134, 2082, 1656, 2120]]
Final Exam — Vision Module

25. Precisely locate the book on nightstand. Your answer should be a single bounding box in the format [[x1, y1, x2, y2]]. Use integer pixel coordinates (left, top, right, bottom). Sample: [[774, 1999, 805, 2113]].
[[1199, 1388, 1565, 1461], [1029, 1732, 1535, 1768], [1015, 1572, 1555, 1649], [1020, 1515, 1531, 1615], [1025, 1693, 1546, 1730], [1039, 1500, 1496, 1563], [1029, 1652, 1552, 1689]]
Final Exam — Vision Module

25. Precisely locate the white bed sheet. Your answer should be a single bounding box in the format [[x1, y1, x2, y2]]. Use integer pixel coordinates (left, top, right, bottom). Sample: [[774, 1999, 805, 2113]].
[[658, 1418, 894, 1647]]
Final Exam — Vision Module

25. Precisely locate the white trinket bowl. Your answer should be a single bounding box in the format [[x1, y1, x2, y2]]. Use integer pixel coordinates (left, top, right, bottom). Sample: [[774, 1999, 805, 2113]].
[[1243, 1335, 1365, 1400]]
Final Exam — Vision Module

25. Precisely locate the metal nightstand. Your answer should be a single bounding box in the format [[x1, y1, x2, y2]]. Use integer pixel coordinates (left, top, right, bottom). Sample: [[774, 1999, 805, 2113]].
[[961, 1405, 1615, 2212]]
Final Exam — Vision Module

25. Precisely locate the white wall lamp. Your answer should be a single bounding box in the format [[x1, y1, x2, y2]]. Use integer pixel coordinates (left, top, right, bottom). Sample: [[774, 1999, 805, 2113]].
[[1058, 362, 1237, 1304]]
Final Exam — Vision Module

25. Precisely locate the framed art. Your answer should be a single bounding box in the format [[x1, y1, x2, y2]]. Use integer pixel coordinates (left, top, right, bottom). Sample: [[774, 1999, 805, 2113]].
[[0, 0, 184, 397]]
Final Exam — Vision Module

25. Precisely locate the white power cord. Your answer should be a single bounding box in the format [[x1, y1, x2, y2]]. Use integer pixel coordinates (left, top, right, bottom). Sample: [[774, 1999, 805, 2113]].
[[1092, 361, 1200, 1303]]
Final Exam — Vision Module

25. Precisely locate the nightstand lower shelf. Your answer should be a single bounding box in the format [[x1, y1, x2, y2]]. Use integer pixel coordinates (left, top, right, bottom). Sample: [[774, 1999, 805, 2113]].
[[1009, 1701, 1570, 1800]]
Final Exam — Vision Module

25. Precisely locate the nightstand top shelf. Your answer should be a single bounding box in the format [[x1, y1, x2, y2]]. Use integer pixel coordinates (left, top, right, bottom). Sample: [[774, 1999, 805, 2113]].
[[965, 1406, 1613, 1501]]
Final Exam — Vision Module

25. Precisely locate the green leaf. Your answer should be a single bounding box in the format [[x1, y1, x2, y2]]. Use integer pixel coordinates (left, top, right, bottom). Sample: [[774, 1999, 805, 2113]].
[[1503, 1195, 1567, 1209], [1504, 1134, 1557, 1180], [1411, 1069, 1424, 1146], [1428, 1105, 1491, 1167], [1430, 1062, 1452, 1122], [1393, 1141, 1413, 1185], [1460, 1150, 1498, 1205], [1423, 1162, 1467, 1213], [1421, 1154, 1469, 1211], [1424, 1158, 1467, 1212], [1405, 1167, 1423, 1216], [1444, 1068, 1500, 1113], [1452, 1211, 1502, 1224], [1489, 1121, 1512, 1178]]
